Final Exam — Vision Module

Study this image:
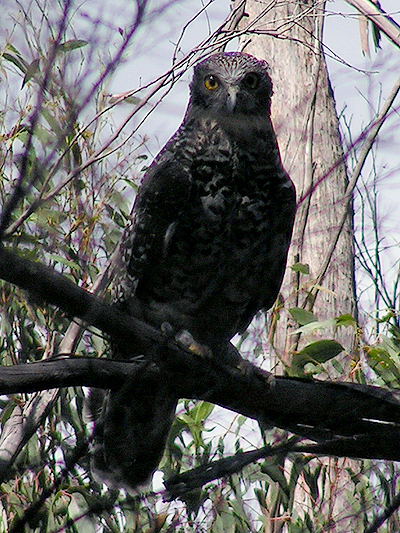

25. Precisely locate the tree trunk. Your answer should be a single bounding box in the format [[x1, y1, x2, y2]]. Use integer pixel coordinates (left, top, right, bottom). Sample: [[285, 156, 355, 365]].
[[236, 0, 357, 368], [235, 1, 359, 530]]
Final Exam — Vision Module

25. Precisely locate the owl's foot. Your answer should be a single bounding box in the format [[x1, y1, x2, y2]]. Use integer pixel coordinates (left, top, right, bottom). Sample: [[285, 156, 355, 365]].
[[174, 329, 212, 357], [160, 322, 212, 356]]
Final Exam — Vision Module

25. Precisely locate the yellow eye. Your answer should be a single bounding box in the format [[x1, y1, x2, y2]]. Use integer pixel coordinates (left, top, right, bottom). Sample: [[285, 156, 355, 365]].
[[243, 72, 259, 89], [204, 74, 219, 91]]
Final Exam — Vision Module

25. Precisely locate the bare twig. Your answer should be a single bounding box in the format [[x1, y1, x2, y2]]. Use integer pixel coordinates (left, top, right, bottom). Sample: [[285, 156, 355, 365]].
[[345, 0, 400, 50], [364, 490, 400, 533], [302, 73, 400, 310]]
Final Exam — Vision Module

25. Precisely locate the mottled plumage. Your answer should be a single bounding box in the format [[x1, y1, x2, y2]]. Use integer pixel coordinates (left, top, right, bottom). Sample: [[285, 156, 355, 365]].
[[91, 52, 296, 491]]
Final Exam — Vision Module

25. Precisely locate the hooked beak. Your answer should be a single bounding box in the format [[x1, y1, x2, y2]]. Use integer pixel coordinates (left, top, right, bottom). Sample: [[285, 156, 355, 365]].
[[226, 86, 239, 112]]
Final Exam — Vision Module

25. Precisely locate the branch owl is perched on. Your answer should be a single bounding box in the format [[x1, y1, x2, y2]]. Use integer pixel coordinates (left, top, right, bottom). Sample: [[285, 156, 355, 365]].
[[91, 52, 296, 491]]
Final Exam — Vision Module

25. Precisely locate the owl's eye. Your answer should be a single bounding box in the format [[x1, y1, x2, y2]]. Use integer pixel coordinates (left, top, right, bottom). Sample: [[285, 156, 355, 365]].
[[204, 74, 220, 91], [242, 72, 259, 89]]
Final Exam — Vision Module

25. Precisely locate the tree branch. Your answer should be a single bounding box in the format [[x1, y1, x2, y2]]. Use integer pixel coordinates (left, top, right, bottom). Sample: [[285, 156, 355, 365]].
[[1, 244, 400, 466], [0, 244, 161, 349], [1, 352, 400, 462], [345, 0, 400, 51]]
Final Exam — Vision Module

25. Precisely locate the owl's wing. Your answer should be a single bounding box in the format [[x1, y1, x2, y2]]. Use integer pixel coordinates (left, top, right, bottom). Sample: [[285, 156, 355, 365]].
[[91, 153, 193, 491], [113, 152, 192, 304], [236, 172, 296, 334], [259, 175, 296, 310]]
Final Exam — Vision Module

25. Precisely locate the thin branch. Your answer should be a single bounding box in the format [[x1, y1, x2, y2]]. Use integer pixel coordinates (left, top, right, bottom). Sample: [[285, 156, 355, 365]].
[[345, 0, 400, 50], [364, 490, 400, 533], [302, 72, 400, 309], [164, 438, 301, 500], [165, 432, 400, 500]]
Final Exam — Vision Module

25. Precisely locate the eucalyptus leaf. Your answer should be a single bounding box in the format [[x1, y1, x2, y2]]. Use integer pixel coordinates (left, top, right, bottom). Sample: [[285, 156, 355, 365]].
[[289, 307, 317, 325], [290, 262, 310, 275], [294, 318, 336, 335], [21, 58, 40, 88], [57, 39, 88, 52], [292, 340, 344, 374], [3, 52, 27, 73], [335, 313, 357, 328]]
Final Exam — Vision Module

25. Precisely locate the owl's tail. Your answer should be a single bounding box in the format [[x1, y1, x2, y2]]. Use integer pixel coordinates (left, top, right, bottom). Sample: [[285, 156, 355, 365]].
[[89, 374, 177, 492]]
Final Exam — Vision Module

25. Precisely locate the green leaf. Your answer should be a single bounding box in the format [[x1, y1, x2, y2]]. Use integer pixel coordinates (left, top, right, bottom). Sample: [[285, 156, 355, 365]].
[[194, 401, 214, 424], [292, 340, 344, 374], [380, 335, 400, 359], [335, 313, 357, 328], [41, 108, 62, 136], [261, 460, 290, 502], [3, 52, 27, 73], [109, 93, 142, 105], [57, 39, 88, 52], [290, 262, 310, 275], [49, 254, 82, 272], [67, 493, 97, 533], [294, 318, 336, 335], [21, 58, 40, 88], [366, 340, 400, 384], [289, 307, 317, 325]]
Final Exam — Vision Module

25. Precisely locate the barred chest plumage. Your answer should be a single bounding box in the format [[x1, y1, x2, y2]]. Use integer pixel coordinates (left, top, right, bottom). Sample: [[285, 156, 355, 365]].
[[131, 117, 295, 346]]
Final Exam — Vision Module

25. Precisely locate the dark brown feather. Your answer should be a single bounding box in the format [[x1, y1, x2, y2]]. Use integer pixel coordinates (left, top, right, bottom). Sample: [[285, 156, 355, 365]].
[[91, 52, 296, 491]]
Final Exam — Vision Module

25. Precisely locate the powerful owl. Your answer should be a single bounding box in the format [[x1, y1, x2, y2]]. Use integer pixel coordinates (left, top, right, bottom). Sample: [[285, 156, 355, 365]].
[[90, 52, 296, 491]]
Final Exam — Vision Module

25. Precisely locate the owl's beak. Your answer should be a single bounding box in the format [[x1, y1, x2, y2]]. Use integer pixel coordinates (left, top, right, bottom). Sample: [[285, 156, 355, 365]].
[[226, 86, 238, 112]]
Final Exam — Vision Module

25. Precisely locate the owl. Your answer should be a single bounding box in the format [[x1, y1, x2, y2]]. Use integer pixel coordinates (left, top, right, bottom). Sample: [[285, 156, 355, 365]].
[[90, 52, 296, 491]]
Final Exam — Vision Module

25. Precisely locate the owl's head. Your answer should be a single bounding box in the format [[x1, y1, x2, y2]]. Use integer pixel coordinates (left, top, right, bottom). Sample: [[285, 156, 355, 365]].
[[189, 52, 273, 118]]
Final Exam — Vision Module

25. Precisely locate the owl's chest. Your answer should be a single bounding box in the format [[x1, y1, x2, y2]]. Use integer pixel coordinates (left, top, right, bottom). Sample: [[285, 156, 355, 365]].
[[159, 119, 281, 269], [168, 172, 274, 273], [192, 152, 273, 238], [197, 179, 270, 236]]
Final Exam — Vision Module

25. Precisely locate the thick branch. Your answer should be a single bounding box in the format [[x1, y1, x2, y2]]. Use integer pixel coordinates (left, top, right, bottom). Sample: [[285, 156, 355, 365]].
[[2, 355, 400, 462], [2, 245, 400, 463], [0, 245, 161, 348]]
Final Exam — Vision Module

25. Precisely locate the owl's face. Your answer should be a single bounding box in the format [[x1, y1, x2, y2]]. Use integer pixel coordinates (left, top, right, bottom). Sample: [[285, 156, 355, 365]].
[[189, 52, 273, 118]]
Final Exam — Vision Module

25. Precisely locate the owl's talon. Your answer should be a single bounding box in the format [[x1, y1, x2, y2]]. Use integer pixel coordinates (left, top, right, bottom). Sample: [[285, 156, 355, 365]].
[[237, 359, 256, 376], [175, 330, 211, 357], [161, 321, 175, 338]]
